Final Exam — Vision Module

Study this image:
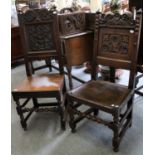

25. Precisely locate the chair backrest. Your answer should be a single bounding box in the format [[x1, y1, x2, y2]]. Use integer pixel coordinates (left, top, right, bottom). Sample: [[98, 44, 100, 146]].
[[58, 12, 86, 36], [18, 8, 63, 74], [58, 12, 94, 67], [92, 11, 142, 89]]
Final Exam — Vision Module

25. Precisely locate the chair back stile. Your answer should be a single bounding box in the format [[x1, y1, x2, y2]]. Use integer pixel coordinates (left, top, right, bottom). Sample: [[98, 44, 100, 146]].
[[128, 12, 142, 89], [92, 12, 142, 89]]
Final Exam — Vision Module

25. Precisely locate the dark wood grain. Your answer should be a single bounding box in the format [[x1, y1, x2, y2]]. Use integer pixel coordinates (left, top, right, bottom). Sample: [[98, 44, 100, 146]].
[[67, 11, 142, 152], [59, 12, 94, 89], [11, 26, 24, 65]]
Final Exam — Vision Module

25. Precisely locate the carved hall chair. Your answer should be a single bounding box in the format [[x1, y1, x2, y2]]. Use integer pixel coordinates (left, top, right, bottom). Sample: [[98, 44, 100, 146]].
[[58, 12, 94, 89], [66, 12, 142, 151], [12, 9, 66, 130]]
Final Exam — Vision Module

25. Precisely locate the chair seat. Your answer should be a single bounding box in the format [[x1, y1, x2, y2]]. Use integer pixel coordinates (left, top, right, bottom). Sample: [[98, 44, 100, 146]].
[[13, 74, 64, 93], [68, 80, 132, 110]]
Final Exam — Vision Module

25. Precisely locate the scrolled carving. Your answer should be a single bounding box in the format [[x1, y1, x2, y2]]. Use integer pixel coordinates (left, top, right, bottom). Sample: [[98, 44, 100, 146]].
[[100, 12, 135, 28], [100, 34, 129, 54], [59, 13, 86, 35], [26, 23, 55, 51], [18, 9, 55, 25], [18, 9, 56, 51]]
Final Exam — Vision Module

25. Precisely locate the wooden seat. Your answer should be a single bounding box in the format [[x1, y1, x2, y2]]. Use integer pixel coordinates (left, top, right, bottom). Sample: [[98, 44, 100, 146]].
[[68, 80, 131, 110], [67, 11, 142, 152], [12, 8, 66, 131], [13, 74, 64, 92]]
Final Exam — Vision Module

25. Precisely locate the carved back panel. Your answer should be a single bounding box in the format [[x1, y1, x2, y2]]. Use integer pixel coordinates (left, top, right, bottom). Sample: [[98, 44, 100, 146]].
[[93, 12, 142, 69], [18, 8, 64, 74], [18, 9, 56, 52], [93, 12, 142, 88], [58, 12, 86, 36], [99, 31, 130, 55]]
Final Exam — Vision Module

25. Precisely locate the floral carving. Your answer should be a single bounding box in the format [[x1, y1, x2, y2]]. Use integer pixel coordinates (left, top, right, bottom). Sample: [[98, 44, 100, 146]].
[[100, 12, 134, 28], [18, 9, 56, 51], [18, 9, 55, 24], [96, 12, 135, 55], [26, 24, 55, 51], [100, 34, 129, 54]]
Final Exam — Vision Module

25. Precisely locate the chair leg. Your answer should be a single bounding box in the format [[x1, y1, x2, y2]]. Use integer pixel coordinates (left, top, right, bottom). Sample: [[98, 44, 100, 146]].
[[127, 97, 134, 128], [67, 102, 76, 133], [25, 60, 33, 76], [112, 110, 120, 152], [30, 61, 35, 74], [60, 107, 66, 131], [57, 99, 66, 130], [32, 98, 39, 109], [69, 116, 76, 133], [135, 73, 143, 96], [110, 67, 115, 83], [45, 59, 52, 72], [20, 119, 27, 131], [16, 100, 27, 130], [93, 108, 99, 116], [66, 66, 73, 89]]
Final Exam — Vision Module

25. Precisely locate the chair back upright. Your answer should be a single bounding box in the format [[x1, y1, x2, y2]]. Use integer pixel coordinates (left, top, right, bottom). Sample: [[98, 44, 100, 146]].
[[18, 8, 63, 75], [92, 12, 142, 89]]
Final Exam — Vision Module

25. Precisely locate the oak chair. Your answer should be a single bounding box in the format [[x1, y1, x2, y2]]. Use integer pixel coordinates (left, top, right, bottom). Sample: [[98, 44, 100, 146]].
[[12, 8, 66, 130], [66, 12, 142, 151]]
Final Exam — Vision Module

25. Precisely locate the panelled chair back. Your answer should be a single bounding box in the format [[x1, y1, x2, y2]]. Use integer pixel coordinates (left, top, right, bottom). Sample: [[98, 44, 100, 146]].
[[12, 9, 66, 131], [18, 8, 63, 75], [58, 12, 94, 89], [66, 12, 142, 151]]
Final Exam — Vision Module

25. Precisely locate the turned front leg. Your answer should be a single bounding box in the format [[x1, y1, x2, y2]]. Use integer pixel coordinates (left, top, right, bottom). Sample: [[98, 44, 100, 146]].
[[15, 99, 27, 130], [112, 110, 120, 152]]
